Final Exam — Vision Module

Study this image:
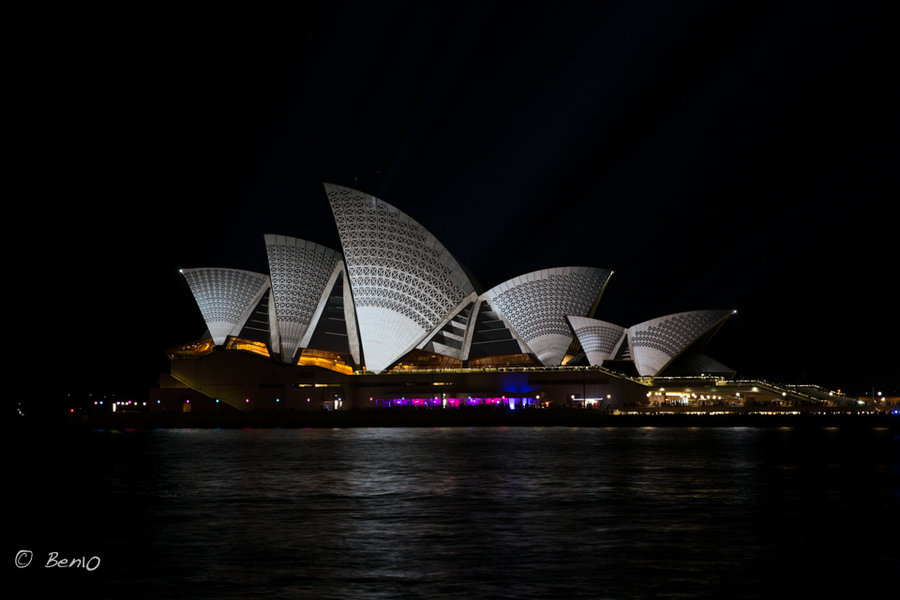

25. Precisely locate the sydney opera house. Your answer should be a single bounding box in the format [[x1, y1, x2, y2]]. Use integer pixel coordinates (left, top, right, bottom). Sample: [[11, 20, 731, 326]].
[[158, 183, 756, 413]]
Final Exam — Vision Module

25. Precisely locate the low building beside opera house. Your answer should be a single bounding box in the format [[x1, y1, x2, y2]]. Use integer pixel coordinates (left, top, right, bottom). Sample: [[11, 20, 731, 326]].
[[153, 184, 848, 414]]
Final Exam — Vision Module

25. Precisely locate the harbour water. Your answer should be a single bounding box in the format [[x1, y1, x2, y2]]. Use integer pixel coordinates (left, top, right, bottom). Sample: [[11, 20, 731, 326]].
[[9, 425, 899, 598]]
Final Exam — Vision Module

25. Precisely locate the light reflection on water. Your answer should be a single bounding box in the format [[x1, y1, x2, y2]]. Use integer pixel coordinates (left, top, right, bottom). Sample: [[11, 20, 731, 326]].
[[12, 426, 900, 599]]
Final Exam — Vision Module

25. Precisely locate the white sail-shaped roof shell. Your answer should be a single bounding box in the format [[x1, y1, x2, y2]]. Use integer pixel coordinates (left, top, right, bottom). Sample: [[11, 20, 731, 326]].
[[566, 315, 626, 367], [325, 183, 476, 373], [181, 268, 270, 346], [265, 234, 344, 363], [484, 267, 612, 366], [627, 309, 734, 377]]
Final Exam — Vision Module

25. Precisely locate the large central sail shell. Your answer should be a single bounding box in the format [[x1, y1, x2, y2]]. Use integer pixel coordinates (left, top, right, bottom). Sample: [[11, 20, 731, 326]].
[[325, 183, 476, 373]]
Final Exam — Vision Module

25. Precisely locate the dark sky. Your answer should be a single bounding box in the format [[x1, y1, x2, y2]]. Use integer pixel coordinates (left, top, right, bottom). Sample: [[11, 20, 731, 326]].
[[15, 1, 897, 397]]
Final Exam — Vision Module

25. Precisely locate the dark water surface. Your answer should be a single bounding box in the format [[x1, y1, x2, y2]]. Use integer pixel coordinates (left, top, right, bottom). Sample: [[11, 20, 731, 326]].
[[9, 425, 899, 599]]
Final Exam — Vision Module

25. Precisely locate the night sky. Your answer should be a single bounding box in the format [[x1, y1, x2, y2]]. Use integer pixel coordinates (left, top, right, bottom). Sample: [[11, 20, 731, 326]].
[[16, 2, 896, 399]]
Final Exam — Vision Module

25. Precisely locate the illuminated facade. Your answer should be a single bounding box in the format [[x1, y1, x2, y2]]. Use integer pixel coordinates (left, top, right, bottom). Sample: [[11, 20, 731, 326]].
[[264, 234, 353, 364], [627, 310, 736, 377], [566, 316, 627, 367], [180, 268, 271, 346], [483, 267, 612, 366], [568, 310, 736, 378], [170, 184, 737, 410]]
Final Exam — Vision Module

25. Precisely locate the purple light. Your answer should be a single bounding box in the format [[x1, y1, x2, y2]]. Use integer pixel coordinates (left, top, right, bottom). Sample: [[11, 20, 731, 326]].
[[367, 395, 537, 409]]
